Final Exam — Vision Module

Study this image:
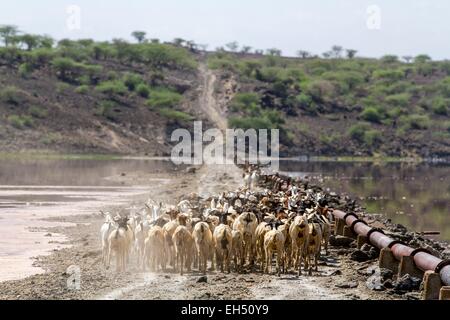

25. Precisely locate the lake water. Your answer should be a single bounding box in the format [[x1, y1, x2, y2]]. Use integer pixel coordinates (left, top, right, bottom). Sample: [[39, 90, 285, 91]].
[[0, 158, 175, 282], [280, 161, 450, 241]]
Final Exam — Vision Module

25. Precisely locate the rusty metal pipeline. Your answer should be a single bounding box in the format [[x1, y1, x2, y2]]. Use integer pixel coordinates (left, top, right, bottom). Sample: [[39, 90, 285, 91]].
[[331, 209, 450, 286]]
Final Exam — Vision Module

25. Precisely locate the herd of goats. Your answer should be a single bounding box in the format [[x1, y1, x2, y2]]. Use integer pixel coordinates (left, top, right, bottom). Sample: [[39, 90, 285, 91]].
[[100, 168, 335, 276]]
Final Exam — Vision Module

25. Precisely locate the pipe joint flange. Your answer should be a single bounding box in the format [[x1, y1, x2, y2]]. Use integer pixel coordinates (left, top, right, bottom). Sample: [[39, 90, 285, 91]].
[[350, 219, 368, 234], [343, 212, 358, 222], [387, 239, 406, 249], [410, 248, 432, 257], [435, 259, 450, 274], [366, 228, 385, 246]]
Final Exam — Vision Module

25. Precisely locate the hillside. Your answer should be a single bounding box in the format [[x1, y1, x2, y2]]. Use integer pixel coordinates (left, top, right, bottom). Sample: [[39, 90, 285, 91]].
[[0, 30, 449, 158], [209, 51, 450, 158]]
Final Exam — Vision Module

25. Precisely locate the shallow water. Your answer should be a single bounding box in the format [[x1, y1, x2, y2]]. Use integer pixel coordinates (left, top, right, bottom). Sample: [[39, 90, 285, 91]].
[[280, 161, 450, 242], [0, 158, 175, 282]]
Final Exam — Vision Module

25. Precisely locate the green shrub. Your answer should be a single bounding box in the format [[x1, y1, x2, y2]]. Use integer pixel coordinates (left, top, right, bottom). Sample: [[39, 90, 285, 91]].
[[51, 57, 79, 81], [29, 106, 48, 118], [56, 82, 70, 94], [95, 80, 127, 96], [147, 88, 182, 108], [75, 85, 89, 94], [296, 93, 313, 108], [135, 83, 150, 98], [229, 116, 275, 130], [77, 75, 91, 86], [8, 115, 34, 129], [361, 107, 382, 123], [372, 69, 404, 83], [348, 123, 370, 141], [123, 73, 143, 91], [256, 67, 282, 82], [306, 79, 335, 101], [363, 130, 382, 146], [40, 132, 61, 145], [399, 114, 430, 130], [18, 62, 34, 77], [157, 108, 194, 122], [208, 56, 237, 71], [95, 100, 117, 121], [432, 97, 449, 115], [230, 93, 260, 114], [106, 71, 118, 80], [0, 86, 24, 104], [385, 93, 410, 107]]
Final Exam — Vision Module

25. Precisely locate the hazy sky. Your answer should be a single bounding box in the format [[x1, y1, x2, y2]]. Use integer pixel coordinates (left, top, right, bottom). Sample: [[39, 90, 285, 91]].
[[1, 0, 449, 59]]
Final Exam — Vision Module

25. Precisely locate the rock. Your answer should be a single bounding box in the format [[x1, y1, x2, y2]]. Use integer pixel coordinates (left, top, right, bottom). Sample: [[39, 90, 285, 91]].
[[336, 281, 358, 289], [164, 275, 170, 279], [394, 274, 422, 292], [121, 172, 126, 176], [366, 274, 385, 291], [383, 279, 394, 289], [329, 235, 354, 247], [186, 167, 197, 174], [405, 292, 421, 300], [196, 276, 208, 283], [329, 270, 342, 276], [336, 249, 348, 255], [380, 268, 394, 281], [44, 233, 52, 237], [368, 247, 380, 259], [442, 248, 450, 259], [350, 250, 371, 262]]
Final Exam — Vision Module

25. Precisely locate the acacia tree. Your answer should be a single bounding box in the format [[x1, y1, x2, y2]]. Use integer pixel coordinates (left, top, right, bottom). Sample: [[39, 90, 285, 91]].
[[186, 40, 197, 52], [415, 54, 432, 63], [331, 45, 343, 58], [18, 34, 40, 51], [0, 25, 19, 47], [346, 49, 357, 59], [225, 41, 239, 52], [131, 31, 146, 43], [38, 35, 54, 48], [241, 46, 252, 54], [322, 51, 332, 59], [297, 50, 311, 59], [402, 55, 413, 63], [266, 48, 282, 56], [172, 38, 185, 47]]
